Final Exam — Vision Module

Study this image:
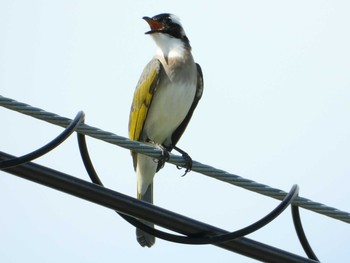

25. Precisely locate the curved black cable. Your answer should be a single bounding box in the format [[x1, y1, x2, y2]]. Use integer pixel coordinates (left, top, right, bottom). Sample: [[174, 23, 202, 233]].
[[119, 185, 299, 245], [0, 111, 85, 169], [292, 204, 320, 261], [0, 108, 319, 257], [77, 132, 103, 186], [77, 131, 301, 245]]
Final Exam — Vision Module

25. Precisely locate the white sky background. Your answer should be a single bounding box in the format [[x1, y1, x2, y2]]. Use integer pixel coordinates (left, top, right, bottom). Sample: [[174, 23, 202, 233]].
[[1, 1, 350, 262]]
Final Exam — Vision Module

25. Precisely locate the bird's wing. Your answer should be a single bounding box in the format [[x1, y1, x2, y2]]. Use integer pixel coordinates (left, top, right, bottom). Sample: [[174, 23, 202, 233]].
[[129, 59, 162, 170], [169, 63, 204, 150]]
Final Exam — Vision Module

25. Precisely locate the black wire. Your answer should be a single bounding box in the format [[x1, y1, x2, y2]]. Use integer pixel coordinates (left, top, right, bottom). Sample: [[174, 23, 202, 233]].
[[0, 151, 318, 263], [292, 205, 320, 261], [77, 132, 103, 185], [77, 131, 302, 245], [119, 185, 299, 245], [0, 108, 319, 258], [0, 111, 85, 169]]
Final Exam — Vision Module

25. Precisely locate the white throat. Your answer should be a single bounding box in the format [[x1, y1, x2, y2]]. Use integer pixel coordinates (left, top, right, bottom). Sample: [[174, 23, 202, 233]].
[[151, 33, 186, 60]]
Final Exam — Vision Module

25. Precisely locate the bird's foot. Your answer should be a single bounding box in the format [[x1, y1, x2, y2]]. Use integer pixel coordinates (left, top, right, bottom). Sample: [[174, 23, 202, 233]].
[[173, 146, 192, 176], [153, 143, 170, 172]]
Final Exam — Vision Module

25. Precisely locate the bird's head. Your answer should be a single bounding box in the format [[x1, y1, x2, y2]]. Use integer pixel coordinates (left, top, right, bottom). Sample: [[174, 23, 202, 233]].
[[143, 13, 191, 53]]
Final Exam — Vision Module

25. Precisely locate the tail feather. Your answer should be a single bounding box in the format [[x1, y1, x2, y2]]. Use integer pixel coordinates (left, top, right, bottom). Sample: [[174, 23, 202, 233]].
[[136, 183, 155, 247]]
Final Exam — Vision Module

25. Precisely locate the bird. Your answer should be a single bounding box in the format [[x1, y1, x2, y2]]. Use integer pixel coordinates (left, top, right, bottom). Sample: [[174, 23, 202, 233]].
[[128, 13, 204, 248]]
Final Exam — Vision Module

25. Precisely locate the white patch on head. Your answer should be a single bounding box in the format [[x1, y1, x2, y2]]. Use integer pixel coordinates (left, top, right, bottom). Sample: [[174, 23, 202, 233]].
[[169, 14, 182, 26]]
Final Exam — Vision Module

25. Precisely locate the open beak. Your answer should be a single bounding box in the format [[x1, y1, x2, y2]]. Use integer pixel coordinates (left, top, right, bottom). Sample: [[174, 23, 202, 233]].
[[143, 16, 164, 34]]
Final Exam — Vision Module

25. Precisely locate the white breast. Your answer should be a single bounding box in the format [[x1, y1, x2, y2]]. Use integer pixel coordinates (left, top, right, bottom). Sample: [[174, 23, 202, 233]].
[[143, 31, 197, 146], [143, 80, 196, 146]]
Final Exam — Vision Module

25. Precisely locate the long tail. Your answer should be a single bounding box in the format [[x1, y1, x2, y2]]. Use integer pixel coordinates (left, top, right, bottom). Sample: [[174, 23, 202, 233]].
[[136, 183, 155, 247]]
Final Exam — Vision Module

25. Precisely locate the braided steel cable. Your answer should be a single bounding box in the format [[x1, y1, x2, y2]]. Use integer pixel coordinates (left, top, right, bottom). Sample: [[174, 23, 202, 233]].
[[1, 95, 349, 224]]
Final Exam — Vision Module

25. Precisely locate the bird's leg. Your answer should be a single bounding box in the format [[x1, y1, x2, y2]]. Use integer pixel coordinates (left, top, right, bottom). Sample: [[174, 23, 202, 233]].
[[172, 146, 192, 176], [151, 142, 169, 172]]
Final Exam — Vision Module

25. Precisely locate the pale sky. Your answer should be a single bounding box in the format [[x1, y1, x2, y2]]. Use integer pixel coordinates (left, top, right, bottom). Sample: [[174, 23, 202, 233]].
[[1, 1, 350, 262]]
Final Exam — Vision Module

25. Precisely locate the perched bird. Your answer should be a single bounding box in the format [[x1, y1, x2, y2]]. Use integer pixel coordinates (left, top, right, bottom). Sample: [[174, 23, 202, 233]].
[[128, 13, 204, 247]]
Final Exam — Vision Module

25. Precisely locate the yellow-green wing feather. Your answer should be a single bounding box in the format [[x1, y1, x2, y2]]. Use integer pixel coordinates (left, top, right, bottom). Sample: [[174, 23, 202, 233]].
[[128, 59, 161, 169]]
